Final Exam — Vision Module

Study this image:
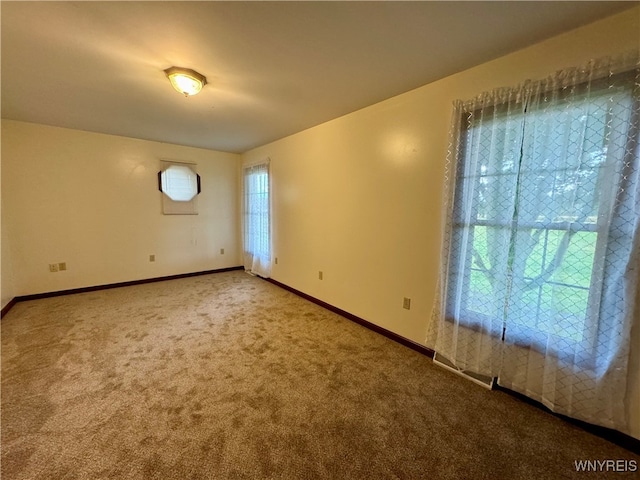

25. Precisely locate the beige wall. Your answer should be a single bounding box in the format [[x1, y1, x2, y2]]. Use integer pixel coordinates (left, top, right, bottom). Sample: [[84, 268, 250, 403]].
[[242, 8, 640, 439], [1, 120, 242, 301]]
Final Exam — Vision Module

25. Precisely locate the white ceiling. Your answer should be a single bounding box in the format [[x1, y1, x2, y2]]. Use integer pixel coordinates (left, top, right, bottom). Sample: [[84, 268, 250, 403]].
[[1, 1, 635, 153]]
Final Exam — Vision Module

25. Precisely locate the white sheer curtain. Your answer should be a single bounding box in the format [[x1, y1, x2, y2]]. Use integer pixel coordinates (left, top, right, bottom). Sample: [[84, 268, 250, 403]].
[[243, 161, 271, 278], [427, 53, 640, 431]]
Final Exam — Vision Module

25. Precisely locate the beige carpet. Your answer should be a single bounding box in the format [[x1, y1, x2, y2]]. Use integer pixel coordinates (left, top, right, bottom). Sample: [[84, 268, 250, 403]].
[[2, 270, 638, 479]]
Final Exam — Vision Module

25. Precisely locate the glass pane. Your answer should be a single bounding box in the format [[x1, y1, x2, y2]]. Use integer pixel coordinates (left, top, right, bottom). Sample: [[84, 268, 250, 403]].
[[467, 269, 495, 317], [244, 167, 270, 258], [464, 116, 521, 225], [464, 225, 512, 319], [471, 225, 512, 276], [538, 284, 589, 342], [466, 116, 522, 176], [555, 231, 597, 288], [519, 96, 613, 226], [520, 287, 540, 319], [161, 165, 198, 202], [523, 229, 545, 278]]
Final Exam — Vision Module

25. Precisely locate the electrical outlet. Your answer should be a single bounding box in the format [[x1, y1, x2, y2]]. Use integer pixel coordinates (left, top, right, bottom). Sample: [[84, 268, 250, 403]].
[[403, 297, 411, 310], [49, 264, 59, 273], [58, 262, 67, 271], [220, 248, 225, 255], [275, 257, 278, 265], [318, 271, 323, 280], [149, 254, 155, 262]]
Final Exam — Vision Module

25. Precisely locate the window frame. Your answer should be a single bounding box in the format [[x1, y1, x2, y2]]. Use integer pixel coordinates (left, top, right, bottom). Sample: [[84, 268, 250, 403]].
[[445, 71, 639, 364], [242, 161, 272, 275], [158, 160, 201, 215]]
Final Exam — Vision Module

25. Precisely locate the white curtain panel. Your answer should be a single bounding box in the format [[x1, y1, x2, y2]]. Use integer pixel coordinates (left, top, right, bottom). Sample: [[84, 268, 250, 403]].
[[243, 162, 271, 278], [427, 52, 640, 431]]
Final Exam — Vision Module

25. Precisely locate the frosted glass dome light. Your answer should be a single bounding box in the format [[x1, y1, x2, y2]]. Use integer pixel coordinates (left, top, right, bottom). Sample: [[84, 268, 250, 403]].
[[164, 67, 207, 97]]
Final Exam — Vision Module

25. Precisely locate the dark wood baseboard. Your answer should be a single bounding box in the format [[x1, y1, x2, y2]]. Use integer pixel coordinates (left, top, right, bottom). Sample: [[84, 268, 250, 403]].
[[263, 277, 434, 359], [1, 266, 244, 318], [494, 385, 640, 455], [1, 297, 18, 319]]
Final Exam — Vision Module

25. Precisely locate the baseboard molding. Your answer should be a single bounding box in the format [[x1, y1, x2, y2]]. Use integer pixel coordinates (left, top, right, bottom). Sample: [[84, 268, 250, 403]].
[[494, 385, 640, 455], [1, 266, 244, 318], [1, 297, 18, 319], [263, 277, 435, 359]]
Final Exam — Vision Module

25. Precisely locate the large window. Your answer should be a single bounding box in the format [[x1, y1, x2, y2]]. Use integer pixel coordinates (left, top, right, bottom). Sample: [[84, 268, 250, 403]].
[[447, 75, 637, 358], [428, 57, 639, 430], [243, 162, 271, 278]]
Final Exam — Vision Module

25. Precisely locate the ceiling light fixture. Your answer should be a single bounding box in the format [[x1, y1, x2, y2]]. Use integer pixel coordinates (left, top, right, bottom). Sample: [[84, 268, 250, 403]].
[[164, 66, 207, 97]]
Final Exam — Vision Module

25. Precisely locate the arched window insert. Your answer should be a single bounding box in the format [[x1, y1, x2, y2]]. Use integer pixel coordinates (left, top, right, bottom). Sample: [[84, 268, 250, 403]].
[[158, 161, 201, 215]]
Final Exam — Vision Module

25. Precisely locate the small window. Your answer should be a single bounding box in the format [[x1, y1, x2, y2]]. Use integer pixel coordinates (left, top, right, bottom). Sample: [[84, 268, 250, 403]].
[[158, 161, 200, 215]]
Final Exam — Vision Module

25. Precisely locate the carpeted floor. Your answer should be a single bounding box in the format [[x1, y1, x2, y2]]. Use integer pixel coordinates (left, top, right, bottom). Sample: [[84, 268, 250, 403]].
[[1, 270, 638, 479]]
